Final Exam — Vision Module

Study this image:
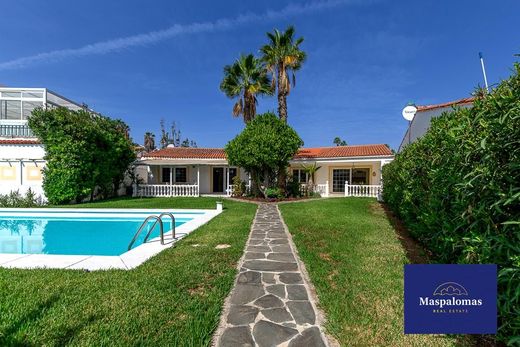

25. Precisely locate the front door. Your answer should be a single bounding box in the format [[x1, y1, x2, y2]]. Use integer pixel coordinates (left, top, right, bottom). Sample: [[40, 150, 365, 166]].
[[213, 167, 224, 193]]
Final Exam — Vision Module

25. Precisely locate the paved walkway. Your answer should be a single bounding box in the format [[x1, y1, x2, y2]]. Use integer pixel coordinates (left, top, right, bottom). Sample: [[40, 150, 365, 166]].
[[216, 204, 329, 347]]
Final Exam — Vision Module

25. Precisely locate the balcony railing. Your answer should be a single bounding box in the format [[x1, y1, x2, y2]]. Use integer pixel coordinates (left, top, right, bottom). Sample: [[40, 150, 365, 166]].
[[0, 124, 34, 138]]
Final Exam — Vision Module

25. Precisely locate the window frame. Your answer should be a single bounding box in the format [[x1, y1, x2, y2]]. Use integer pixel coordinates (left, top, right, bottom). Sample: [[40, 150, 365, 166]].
[[161, 167, 171, 183], [292, 169, 308, 184], [174, 167, 187, 183]]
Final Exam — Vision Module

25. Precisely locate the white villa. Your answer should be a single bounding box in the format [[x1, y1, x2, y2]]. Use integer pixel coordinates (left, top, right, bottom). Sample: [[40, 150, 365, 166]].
[[0, 87, 89, 197], [135, 145, 394, 198], [0, 86, 394, 200]]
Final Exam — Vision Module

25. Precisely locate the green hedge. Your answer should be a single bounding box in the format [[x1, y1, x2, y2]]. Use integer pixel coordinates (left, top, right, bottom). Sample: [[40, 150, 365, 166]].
[[382, 64, 520, 344], [29, 108, 135, 205]]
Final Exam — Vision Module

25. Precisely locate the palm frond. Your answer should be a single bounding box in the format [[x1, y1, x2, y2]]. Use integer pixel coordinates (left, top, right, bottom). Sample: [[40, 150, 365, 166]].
[[232, 98, 243, 117]]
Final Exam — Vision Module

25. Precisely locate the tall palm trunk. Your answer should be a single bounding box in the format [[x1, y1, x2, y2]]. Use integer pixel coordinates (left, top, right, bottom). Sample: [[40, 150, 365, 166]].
[[243, 90, 256, 123], [277, 63, 288, 122], [276, 63, 288, 194]]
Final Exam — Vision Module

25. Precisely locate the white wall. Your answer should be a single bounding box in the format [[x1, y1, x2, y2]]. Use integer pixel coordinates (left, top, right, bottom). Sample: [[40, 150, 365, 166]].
[[289, 159, 391, 195], [399, 103, 473, 152], [0, 144, 46, 198]]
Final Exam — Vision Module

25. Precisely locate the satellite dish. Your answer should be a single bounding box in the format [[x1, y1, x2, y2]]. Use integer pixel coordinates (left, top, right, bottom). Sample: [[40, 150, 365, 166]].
[[402, 105, 417, 121]]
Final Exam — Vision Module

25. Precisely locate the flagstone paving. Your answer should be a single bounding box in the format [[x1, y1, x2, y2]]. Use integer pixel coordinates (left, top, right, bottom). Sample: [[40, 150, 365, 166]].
[[216, 204, 328, 347]]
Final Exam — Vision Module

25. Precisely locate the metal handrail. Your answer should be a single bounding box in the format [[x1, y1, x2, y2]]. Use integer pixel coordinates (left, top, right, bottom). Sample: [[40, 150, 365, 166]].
[[128, 215, 164, 251], [143, 213, 175, 243]]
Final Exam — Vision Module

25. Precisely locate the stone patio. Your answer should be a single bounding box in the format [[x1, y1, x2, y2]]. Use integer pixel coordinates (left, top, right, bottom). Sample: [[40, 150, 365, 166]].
[[216, 204, 328, 347]]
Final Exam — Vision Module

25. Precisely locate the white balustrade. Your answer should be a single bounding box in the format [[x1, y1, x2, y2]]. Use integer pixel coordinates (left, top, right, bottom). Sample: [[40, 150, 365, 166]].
[[344, 182, 381, 198], [134, 184, 199, 197], [315, 183, 328, 197]]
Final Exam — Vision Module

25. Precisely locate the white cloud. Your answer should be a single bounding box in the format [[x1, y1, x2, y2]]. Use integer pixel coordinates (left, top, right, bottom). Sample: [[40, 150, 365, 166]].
[[0, 0, 358, 71]]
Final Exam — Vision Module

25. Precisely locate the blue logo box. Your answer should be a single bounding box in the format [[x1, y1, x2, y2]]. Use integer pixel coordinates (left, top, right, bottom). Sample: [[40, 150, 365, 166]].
[[404, 264, 497, 334]]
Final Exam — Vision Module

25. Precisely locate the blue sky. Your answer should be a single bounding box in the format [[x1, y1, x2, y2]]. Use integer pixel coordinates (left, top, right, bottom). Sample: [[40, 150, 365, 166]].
[[1, 0, 518, 150]]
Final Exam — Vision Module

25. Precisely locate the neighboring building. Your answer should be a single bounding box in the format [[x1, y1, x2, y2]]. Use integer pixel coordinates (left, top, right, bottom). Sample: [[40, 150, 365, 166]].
[[135, 144, 394, 198], [398, 97, 474, 152], [0, 87, 88, 197]]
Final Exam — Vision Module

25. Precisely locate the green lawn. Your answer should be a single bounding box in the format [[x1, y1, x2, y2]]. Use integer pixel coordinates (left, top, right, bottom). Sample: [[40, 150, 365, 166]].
[[0, 197, 256, 346], [279, 198, 460, 347], [53, 196, 222, 209]]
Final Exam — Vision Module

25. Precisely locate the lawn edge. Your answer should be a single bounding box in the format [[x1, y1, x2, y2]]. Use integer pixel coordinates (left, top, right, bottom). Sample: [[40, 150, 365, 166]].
[[276, 203, 340, 347], [211, 203, 260, 346]]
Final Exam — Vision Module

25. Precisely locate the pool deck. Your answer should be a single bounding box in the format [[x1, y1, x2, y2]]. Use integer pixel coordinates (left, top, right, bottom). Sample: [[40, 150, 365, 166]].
[[0, 208, 221, 271]]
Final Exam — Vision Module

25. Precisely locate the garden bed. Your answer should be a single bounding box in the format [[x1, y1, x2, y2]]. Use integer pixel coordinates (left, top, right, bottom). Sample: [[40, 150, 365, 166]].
[[229, 195, 318, 203]]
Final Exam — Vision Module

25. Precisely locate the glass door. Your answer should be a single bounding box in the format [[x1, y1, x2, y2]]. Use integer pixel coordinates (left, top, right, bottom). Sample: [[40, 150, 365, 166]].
[[332, 169, 350, 193], [213, 167, 224, 192]]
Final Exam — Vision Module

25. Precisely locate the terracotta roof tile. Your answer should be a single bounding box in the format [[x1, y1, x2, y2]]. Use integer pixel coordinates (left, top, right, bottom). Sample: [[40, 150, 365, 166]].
[[144, 147, 226, 159], [0, 139, 41, 145], [143, 144, 393, 160], [416, 97, 475, 112], [294, 144, 392, 159]]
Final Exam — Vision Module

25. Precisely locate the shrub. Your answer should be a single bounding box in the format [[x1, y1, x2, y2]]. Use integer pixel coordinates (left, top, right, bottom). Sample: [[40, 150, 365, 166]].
[[382, 64, 520, 344], [265, 187, 284, 199], [0, 189, 44, 208], [231, 176, 246, 197], [29, 108, 135, 204], [286, 175, 302, 198]]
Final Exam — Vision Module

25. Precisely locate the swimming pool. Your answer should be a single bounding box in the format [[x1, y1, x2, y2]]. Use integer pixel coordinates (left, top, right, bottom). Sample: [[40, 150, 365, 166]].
[[0, 207, 221, 270]]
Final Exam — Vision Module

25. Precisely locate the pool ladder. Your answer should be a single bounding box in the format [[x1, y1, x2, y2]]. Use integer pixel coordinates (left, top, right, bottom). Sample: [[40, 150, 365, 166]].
[[128, 213, 176, 250]]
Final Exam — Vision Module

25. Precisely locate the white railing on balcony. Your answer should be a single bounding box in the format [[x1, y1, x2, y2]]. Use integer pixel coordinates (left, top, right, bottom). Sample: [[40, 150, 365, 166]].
[[344, 182, 381, 198], [133, 184, 199, 197], [0, 124, 34, 137]]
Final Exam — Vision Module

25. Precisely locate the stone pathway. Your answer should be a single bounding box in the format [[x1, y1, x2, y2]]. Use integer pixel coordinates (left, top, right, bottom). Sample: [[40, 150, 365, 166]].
[[216, 204, 328, 347]]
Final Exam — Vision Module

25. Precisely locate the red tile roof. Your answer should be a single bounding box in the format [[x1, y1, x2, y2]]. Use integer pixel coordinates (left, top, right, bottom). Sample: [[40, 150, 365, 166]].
[[143, 144, 393, 160], [417, 97, 475, 112], [144, 147, 227, 159], [294, 144, 392, 159], [0, 139, 41, 145]]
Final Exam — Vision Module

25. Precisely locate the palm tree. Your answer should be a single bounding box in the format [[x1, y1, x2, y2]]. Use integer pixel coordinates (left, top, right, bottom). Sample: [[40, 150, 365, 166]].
[[333, 137, 347, 146], [260, 26, 306, 123], [143, 132, 155, 152], [220, 54, 273, 123], [302, 163, 321, 191]]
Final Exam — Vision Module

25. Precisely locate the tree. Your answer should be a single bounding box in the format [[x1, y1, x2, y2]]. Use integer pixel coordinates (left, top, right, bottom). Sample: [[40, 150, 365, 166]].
[[220, 54, 273, 123], [144, 132, 155, 152], [29, 107, 135, 204], [333, 137, 347, 146], [157, 119, 196, 148], [260, 26, 306, 123], [302, 162, 321, 188], [225, 112, 303, 198]]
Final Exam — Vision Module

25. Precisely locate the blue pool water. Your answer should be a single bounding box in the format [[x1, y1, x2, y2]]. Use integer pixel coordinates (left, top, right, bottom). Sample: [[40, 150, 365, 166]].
[[0, 213, 192, 256]]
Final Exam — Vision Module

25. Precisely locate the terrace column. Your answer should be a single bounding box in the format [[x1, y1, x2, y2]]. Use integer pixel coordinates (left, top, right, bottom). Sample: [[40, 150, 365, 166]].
[[169, 166, 173, 197], [197, 165, 200, 196], [226, 167, 230, 196], [223, 167, 227, 195]]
